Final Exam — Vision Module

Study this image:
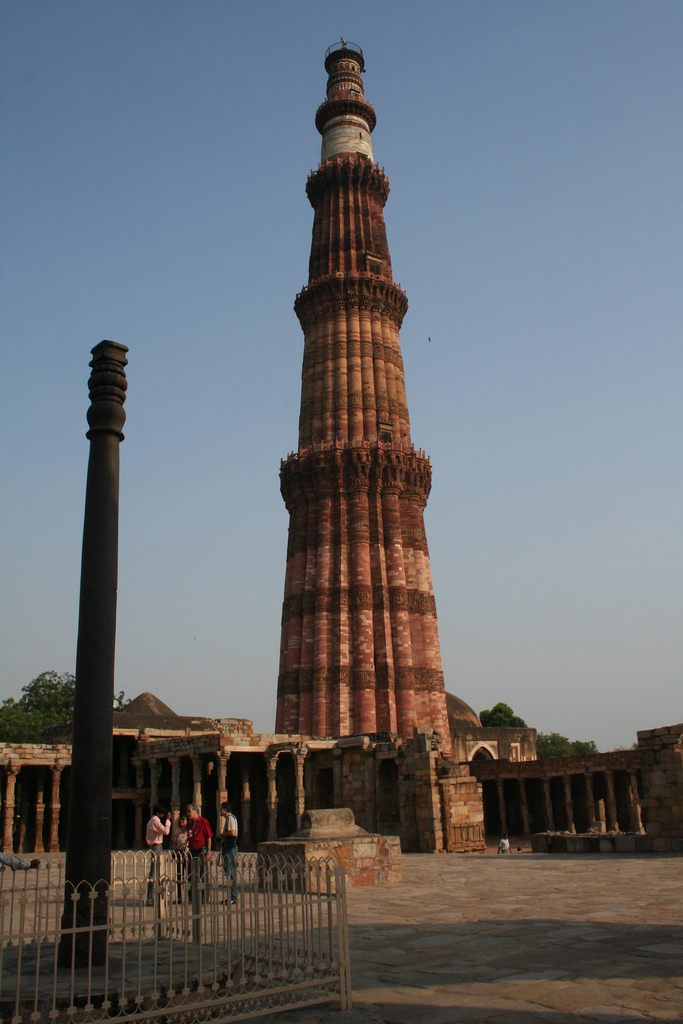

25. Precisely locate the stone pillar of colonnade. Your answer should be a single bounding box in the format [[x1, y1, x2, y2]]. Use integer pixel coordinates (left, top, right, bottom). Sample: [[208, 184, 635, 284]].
[[496, 780, 508, 835], [134, 799, 144, 848], [584, 772, 595, 829], [118, 741, 129, 788], [562, 776, 576, 833], [266, 755, 278, 840], [33, 771, 46, 853], [49, 764, 63, 852], [605, 770, 619, 832], [2, 763, 18, 852], [542, 778, 555, 831], [114, 801, 127, 849], [216, 752, 230, 823], [518, 780, 530, 835], [332, 749, 343, 806], [149, 757, 160, 810], [628, 771, 645, 833], [295, 750, 307, 830], [169, 756, 181, 833], [132, 757, 145, 847], [191, 756, 202, 814], [241, 764, 252, 848]]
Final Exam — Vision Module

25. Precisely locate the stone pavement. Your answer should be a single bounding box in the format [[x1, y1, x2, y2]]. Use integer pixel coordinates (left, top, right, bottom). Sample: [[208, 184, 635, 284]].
[[275, 852, 683, 1024]]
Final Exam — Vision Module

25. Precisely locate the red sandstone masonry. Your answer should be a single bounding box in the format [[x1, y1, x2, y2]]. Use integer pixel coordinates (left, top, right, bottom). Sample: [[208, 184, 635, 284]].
[[276, 48, 451, 750]]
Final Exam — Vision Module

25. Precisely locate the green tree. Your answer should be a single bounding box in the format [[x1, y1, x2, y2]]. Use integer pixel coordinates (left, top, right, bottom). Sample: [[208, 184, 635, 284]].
[[537, 732, 599, 759], [0, 671, 75, 742], [0, 671, 129, 742], [479, 702, 528, 728]]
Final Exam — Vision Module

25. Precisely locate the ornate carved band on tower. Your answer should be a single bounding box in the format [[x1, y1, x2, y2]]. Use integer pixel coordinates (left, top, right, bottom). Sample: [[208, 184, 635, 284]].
[[277, 43, 451, 749]]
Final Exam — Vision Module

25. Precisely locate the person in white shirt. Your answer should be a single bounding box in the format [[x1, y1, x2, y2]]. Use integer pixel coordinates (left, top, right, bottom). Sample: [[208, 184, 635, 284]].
[[498, 834, 511, 855], [145, 806, 171, 905], [217, 800, 238, 905]]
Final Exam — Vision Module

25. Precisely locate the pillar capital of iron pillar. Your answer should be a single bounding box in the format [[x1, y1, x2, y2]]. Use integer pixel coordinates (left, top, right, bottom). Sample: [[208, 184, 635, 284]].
[[86, 340, 128, 440]]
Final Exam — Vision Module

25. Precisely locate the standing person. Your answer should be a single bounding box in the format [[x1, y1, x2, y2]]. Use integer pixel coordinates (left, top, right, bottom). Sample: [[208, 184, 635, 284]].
[[217, 801, 238, 905], [186, 804, 213, 904], [173, 814, 190, 902], [498, 834, 511, 855], [0, 852, 40, 870], [145, 806, 171, 905]]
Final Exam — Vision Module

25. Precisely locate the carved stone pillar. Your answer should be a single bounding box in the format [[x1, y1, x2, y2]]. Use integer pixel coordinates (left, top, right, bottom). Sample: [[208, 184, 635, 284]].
[[295, 750, 306, 830], [629, 771, 644, 833], [267, 754, 278, 840], [48, 764, 63, 852], [241, 762, 252, 849], [562, 776, 576, 833], [169, 756, 181, 833], [605, 770, 619, 832], [118, 741, 129, 788], [542, 778, 555, 831], [585, 772, 595, 829], [2, 763, 18, 852], [216, 752, 230, 822], [596, 797, 606, 832], [496, 780, 508, 835], [134, 799, 144, 848], [34, 771, 46, 853], [518, 779, 530, 835], [191, 756, 202, 813], [114, 801, 127, 849], [149, 758, 160, 809], [332, 748, 343, 806], [132, 757, 144, 791]]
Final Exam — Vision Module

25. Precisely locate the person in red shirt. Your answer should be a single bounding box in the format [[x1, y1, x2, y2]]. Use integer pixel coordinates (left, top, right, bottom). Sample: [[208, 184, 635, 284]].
[[186, 804, 213, 904]]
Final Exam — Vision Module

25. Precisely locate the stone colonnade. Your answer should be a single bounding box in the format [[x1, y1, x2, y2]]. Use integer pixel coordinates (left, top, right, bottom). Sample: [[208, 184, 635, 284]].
[[0, 757, 68, 854], [128, 743, 308, 848], [474, 758, 645, 838]]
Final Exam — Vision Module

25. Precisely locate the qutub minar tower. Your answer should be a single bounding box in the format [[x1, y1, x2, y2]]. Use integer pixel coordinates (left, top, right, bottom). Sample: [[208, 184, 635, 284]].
[[277, 42, 451, 750]]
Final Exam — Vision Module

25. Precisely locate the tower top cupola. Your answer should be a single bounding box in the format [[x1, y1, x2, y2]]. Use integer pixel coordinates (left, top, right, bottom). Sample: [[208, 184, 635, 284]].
[[316, 40, 376, 163]]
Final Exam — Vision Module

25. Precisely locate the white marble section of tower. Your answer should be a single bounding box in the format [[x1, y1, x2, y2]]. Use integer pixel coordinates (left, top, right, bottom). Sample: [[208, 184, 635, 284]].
[[318, 43, 375, 162]]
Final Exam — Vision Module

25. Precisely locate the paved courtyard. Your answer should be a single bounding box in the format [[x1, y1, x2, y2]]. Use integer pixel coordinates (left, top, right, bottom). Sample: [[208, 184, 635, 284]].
[[281, 852, 683, 1024]]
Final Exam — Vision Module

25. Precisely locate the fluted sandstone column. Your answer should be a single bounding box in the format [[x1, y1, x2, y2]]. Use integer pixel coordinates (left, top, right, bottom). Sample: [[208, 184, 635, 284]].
[[49, 765, 63, 852], [2, 765, 17, 852], [34, 772, 46, 853], [276, 44, 451, 749]]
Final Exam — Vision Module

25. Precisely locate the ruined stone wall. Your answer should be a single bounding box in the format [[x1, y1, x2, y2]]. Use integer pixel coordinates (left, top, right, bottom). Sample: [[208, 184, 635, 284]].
[[438, 763, 486, 852], [637, 724, 683, 838]]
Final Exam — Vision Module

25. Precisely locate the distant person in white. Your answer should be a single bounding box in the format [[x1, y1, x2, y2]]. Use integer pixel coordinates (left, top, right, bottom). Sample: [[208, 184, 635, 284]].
[[218, 800, 238, 904], [498, 834, 511, 855]]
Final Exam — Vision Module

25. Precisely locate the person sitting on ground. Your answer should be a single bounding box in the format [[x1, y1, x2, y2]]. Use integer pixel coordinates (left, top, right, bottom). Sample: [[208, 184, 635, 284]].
[[498, 834, 511, 855], [0, 851, 40, 870]]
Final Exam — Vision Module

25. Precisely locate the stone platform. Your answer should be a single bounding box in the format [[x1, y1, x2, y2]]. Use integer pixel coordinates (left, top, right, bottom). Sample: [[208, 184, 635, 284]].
[[258, 809, 401, 886], [531, 831, 683, 853], [272, 851, 683, 1024]]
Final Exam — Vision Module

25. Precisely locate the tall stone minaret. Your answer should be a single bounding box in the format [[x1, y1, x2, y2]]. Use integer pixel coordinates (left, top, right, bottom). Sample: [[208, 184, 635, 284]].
[[277, 43, 451, 750]]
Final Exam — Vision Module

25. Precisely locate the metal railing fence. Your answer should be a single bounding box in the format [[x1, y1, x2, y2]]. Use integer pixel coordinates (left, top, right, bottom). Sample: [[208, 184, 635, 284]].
[[0, 851, 351, 1023]]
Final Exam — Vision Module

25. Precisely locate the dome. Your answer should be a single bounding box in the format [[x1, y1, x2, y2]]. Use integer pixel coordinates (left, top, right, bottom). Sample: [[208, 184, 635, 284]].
[[445, 691, 482, 734]]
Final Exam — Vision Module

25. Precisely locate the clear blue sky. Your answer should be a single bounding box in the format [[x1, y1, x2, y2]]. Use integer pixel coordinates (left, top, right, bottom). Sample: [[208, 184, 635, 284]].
[[2, 1, 681, 750]]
